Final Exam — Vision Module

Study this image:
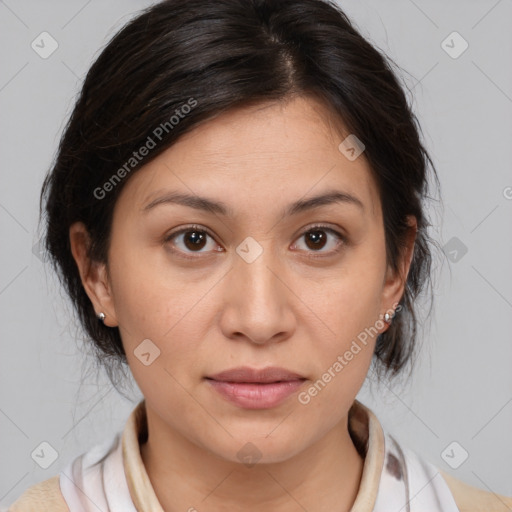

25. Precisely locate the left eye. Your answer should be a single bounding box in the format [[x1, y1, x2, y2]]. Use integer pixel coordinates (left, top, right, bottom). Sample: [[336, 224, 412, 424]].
[[291, 225, 345, 255]]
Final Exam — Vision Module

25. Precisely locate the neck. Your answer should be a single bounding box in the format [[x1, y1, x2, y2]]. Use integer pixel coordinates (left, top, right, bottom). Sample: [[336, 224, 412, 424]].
[[140, 406, 364, 512]]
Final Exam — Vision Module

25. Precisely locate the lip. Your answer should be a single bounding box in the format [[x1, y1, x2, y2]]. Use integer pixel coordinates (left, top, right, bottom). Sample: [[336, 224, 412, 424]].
[[207, 366, 305, 383], [205, 366, 306, 409]]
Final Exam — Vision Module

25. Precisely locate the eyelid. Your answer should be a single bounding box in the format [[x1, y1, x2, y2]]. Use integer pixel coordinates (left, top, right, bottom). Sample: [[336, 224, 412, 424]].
[[165, 223, 216, 241], [297, 223, 346, 240]]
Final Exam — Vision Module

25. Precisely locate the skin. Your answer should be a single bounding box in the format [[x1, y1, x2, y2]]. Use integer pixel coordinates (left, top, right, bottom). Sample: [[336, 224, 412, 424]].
[[70, 95, 416, 512]]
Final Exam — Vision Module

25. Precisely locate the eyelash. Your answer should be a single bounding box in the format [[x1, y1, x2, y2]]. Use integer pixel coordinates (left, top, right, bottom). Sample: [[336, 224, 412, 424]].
[[163, 223, 346, 260]]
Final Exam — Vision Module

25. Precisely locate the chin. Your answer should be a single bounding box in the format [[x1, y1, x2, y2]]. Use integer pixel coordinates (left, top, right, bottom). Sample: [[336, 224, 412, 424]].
[[205, 427, 307, 467]]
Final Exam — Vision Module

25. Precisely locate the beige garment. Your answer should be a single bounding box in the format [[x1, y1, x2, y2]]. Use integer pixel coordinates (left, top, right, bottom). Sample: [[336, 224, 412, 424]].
[[8, 399, 512, 511]]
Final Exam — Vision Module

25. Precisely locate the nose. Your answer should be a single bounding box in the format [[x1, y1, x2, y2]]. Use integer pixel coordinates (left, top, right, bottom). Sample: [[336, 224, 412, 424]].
[[219, 245, 296, 345]]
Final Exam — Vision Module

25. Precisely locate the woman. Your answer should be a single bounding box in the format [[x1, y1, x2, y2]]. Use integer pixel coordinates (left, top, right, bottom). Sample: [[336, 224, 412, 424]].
[[9, 0, 512, 510]]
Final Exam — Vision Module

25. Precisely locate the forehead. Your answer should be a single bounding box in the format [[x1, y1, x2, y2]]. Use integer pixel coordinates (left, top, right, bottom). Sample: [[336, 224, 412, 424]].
[[114, 95, 380, 221]]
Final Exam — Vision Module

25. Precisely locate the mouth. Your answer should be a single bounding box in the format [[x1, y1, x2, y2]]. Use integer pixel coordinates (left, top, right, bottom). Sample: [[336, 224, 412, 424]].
[[205, 366, 307, 409], [206, 366, 306, 383]]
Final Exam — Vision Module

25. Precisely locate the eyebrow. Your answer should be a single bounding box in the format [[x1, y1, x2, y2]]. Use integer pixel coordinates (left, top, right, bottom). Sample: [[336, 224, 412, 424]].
[[142, 189, 364, 217]]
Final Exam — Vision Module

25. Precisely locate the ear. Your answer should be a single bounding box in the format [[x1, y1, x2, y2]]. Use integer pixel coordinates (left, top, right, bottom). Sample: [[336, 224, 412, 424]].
[[380, 215, 417, 321], [69, 222, 118, 327]]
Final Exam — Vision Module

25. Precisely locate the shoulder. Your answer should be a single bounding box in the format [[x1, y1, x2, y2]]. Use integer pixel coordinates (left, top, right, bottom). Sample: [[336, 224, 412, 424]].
[[440, 469, 512, 512], [8, 475, 69, 512]]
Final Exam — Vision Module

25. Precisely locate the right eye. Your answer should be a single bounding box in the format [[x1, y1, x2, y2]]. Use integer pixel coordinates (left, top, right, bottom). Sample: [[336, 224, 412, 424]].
[[164, 224, 223, 259]]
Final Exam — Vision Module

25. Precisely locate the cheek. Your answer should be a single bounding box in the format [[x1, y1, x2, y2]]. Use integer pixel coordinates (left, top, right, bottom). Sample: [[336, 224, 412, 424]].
[[299, 282, 379, 419], [316, 284, 380, 383], [107, 244, 217, 390], [306, 245, 386, 384], [107, 241, 197, 358], [320, 251, 386, 333]]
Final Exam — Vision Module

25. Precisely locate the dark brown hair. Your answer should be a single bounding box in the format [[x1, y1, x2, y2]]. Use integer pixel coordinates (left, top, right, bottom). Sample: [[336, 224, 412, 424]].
[[40, 0, 438, 388]]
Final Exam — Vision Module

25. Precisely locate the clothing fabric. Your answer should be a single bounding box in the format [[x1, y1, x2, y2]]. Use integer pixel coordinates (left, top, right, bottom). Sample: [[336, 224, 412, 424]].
[[8, 399, 512, 511]]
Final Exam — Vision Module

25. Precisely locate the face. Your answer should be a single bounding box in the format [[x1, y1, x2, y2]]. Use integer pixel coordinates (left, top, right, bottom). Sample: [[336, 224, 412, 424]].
[[71, 95, 411, 464]]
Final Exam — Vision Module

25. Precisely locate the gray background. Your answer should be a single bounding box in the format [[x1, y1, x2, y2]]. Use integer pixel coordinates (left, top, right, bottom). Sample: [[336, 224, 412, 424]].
[[1, 0, 511, 508]]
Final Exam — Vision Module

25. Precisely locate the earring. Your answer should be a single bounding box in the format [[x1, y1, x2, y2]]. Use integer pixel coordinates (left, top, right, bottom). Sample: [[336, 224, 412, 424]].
[[384, 311, 393, 324], [97, 312, 106, 323]]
